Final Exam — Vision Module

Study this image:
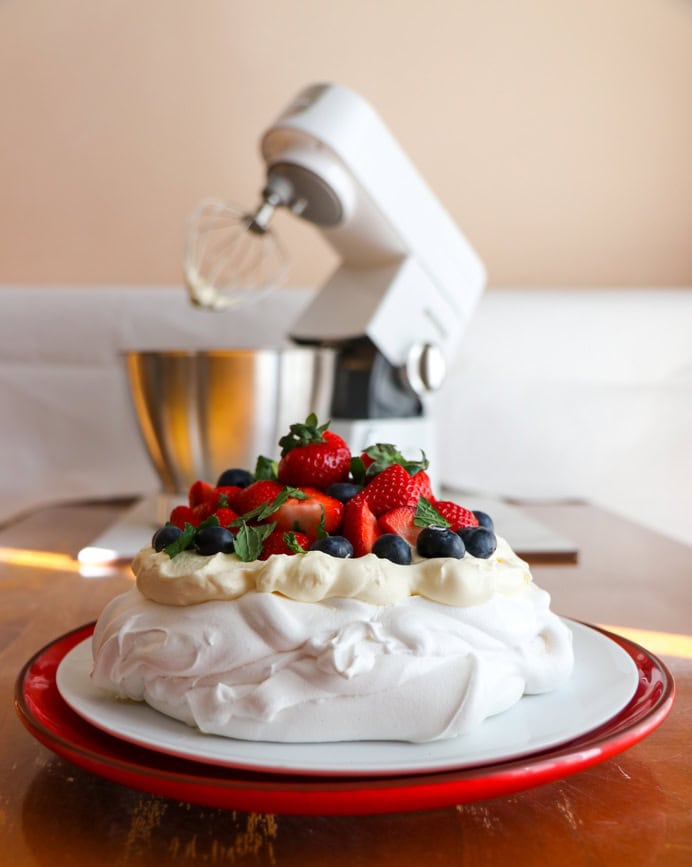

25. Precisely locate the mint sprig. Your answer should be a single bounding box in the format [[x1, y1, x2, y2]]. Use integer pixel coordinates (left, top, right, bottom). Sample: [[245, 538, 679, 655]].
[[414, 497, 450, 528], [283, 531, 308, 554], [233, 521, 276, 562], [254, 455, 278, 480], [164, 515, 223, 558]]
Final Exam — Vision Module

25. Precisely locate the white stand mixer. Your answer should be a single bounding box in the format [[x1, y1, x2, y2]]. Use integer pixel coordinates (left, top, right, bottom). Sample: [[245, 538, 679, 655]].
[[184, 82, 486, 466]]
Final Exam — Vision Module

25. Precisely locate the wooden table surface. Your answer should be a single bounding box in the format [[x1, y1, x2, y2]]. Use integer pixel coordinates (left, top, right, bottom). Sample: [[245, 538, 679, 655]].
[[1, 498, 690, 866]]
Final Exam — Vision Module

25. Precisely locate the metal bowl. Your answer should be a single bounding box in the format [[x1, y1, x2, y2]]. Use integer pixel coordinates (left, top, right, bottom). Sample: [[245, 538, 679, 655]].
[[126, 348, 336, 493]]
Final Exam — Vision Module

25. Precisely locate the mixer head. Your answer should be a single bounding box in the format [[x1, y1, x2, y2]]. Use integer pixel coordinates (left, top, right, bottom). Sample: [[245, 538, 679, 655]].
[[184, 197, 289, 310]]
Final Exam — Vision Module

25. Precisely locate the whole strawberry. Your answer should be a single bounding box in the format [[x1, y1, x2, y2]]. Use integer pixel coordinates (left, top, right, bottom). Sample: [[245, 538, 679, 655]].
[[277, 414, 351, 490], [362, 463, 433, 517]]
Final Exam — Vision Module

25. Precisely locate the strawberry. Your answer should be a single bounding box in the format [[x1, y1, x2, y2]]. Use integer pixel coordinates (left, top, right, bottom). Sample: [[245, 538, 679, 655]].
[[213, 485, 243, 510], [342, 492, 380, 556], [259, 528, 311, 560], [188, 480, 216, 507], [213, 507, 239, 528], [233, 480, 284, 516], [168, 504, 197, 529], [433, 500, 479, 531], [191, 500, 216, 524], [277, 414, 351, 490], [378, 506, 422, 546], [273, 487, 343, 539], [362, 464, 432, 517]]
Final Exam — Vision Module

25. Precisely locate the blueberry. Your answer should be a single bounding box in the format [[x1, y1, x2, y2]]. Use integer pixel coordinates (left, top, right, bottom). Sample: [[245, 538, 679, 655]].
[[152, 524, 183, 552], [194, 525, 235, 556], [472, 510, 494, 531], [309, 535, 354, 558], [216, 468, 253, 488], [326, 482, 363, 503], [372, 533, 413, 565], [416, 526, 465, 559], [458, 527, 497, 559]]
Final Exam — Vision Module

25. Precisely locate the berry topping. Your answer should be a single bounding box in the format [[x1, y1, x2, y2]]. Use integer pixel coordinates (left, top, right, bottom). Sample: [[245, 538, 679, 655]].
[[326, 481, 363, 503], [259, 529, 311, 560], [308, 535, 354, 558], [233, 480, 285, 516], [169, 504, 197, 530], [277, 414, 351, 489], [194, 525, 235, 556], [431, 501, 479, 531], [188, 480, 216, 508], [458, 526, 497, 559], [416, 526, 466, 559], [272, 487, 344, 539], [377, 506, 422, 547], [342, 492, 381, 556], [216, 468, 253, 488], [472, 510, 494, 531], [372, 533, 412, 565], [152, 524, 182, 552], [361, 463, 432, 517]]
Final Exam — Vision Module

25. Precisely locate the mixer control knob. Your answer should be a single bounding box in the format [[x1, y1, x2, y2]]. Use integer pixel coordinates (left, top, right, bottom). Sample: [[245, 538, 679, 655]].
[[405, 343, 446, 394]]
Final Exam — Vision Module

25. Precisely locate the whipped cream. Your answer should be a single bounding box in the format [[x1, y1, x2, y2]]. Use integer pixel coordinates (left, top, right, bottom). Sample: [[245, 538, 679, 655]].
[[91, 553, 574, 743], [133, 535, 531, 608]]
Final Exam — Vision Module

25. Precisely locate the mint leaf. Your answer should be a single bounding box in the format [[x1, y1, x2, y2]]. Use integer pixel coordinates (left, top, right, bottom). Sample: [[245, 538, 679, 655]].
[[233, 521, 276, 562], [315, 505, 328, 539], [414, 497, 450, 528], [349, 456, 366, 485], [165, 522, 197, 558], [233, 486, 309, 526], [284, 531, 308, 554], [254, 455, 277, 481]]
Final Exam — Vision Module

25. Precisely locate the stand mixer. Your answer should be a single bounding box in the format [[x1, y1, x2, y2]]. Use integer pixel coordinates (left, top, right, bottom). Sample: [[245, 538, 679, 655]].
[[184, 82, 486, 467]]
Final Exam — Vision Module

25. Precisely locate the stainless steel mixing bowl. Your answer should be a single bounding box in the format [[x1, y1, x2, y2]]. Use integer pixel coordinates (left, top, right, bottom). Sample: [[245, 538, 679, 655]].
[[126, 348, 336, 493]]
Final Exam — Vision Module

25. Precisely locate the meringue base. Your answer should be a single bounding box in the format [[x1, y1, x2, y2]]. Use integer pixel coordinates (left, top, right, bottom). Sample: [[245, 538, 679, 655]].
[[91, 584, 573, 743]]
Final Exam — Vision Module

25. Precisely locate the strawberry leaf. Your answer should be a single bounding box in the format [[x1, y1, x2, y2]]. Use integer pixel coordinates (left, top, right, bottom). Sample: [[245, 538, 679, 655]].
[[278, 413, 331, 454], [363, 443, 429, 477], [414, 497, 450, 528]]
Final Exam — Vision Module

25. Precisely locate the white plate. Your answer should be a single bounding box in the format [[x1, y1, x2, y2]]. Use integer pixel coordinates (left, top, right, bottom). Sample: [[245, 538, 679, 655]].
[[56, 620, 637, 778]]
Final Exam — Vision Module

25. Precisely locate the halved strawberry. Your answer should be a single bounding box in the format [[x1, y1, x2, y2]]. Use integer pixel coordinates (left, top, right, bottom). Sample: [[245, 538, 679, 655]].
[[342, 492, 381, 556], [277, 415, 351, 490], [273, 487, 343, 539], [433, 500, 479, 531], [233, 480, 285, 516], [188, 480, 216, 508], [259, 529, 311, 560], [378, 506, 422, 546], [362, 464, 430, 517]]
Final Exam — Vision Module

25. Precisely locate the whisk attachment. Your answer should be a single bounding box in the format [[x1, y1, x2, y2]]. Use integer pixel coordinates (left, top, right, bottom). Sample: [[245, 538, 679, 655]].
[[184, 198, 289, 311]]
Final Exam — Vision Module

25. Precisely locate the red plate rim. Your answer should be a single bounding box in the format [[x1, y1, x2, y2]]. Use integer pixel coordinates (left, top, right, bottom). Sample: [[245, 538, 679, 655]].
[[14, 620, 675, 815]]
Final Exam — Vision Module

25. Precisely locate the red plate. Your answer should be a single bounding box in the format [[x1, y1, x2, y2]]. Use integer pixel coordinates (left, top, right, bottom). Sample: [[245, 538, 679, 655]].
[[15, 622, 674, 815]]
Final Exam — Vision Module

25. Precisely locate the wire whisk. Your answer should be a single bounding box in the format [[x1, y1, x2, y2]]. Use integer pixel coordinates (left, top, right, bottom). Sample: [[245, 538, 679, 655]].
[[184, 199, 289, 311]]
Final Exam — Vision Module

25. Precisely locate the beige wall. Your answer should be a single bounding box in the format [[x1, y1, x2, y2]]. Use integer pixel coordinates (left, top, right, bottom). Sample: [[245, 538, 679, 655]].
[[1, 0, 690, 290]]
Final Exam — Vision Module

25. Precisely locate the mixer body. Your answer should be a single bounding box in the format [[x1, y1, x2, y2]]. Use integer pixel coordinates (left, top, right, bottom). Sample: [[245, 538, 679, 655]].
[[183, 82, 485, 465], [257, 83, 485, 459]]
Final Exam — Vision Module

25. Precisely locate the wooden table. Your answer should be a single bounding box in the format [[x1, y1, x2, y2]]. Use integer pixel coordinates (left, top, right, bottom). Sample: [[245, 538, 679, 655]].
[[1, 499, 690, 866]]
